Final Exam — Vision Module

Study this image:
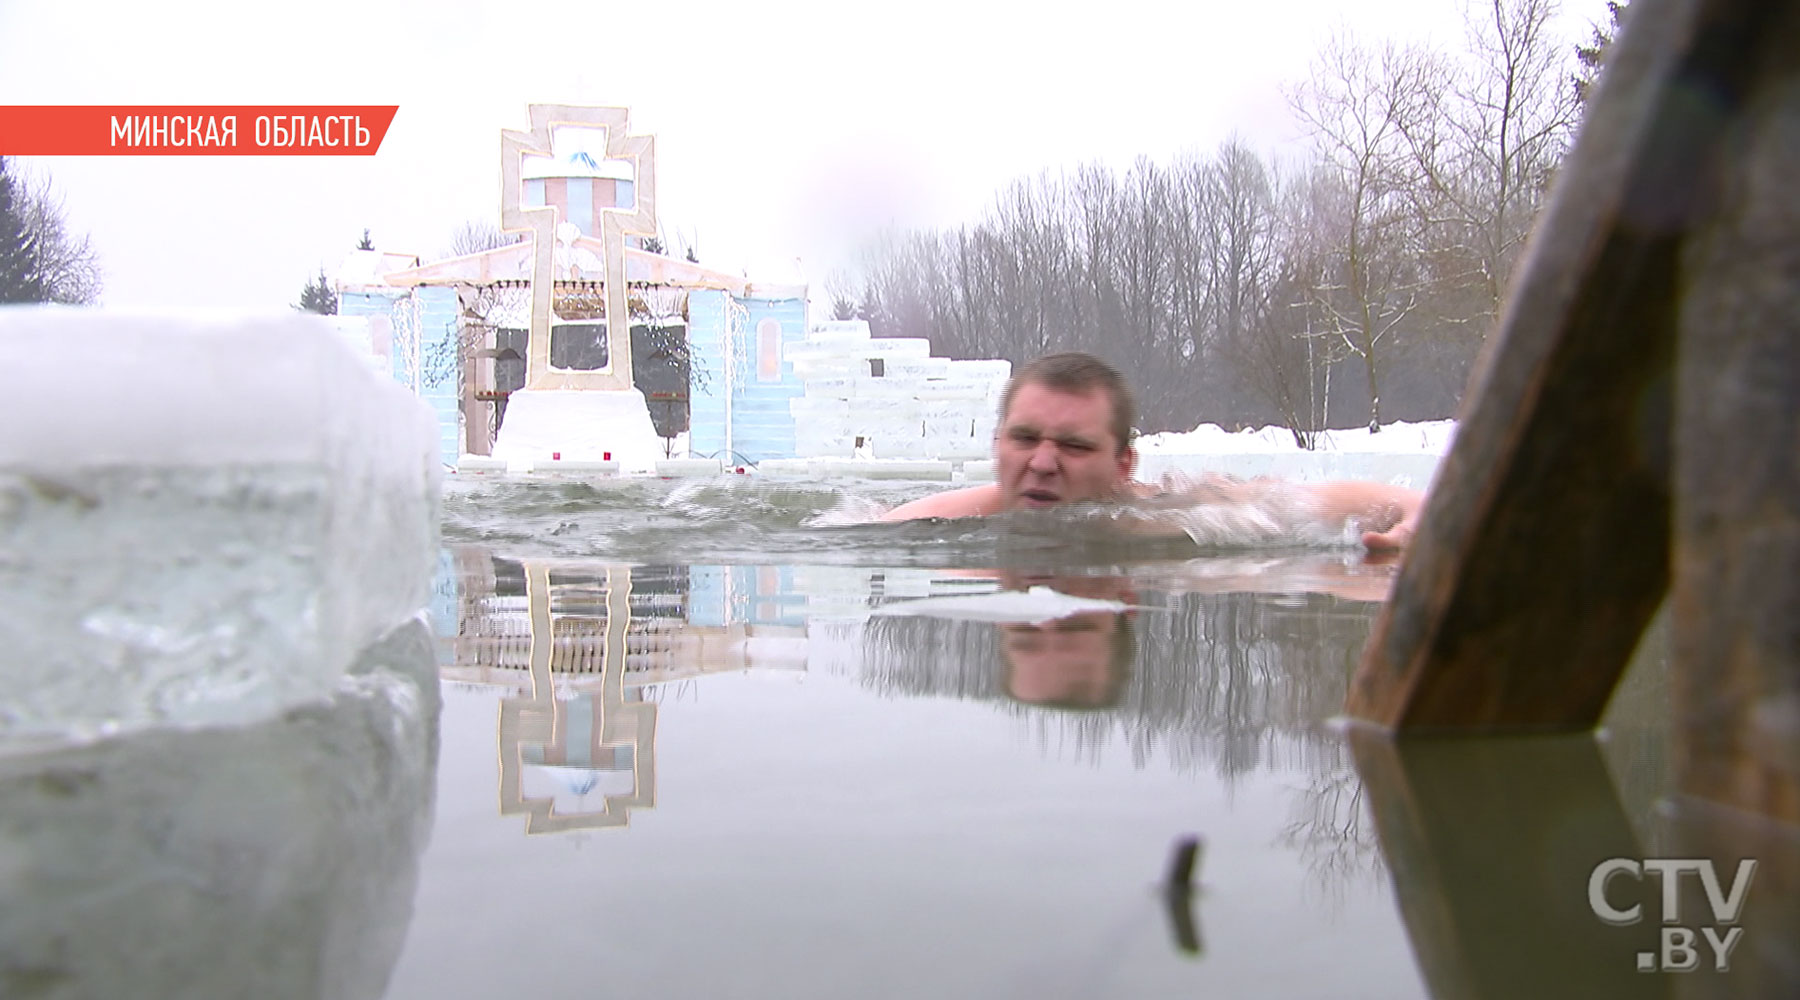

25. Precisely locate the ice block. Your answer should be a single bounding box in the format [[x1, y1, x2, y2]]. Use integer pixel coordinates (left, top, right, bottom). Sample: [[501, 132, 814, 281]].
[[0, 306, 441, 746]]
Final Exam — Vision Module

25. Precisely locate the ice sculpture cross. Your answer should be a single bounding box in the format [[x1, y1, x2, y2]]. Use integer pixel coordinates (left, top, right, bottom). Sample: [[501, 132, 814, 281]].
[[500, 105, 658, 390]]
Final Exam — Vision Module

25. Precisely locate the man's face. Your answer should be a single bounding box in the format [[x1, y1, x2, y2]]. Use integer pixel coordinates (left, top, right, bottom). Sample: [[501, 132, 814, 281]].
[[994, 382, 1135, 510]]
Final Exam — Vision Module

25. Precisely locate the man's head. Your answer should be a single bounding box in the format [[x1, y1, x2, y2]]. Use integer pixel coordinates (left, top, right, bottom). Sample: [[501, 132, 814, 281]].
[[994, 352, 1138, 510]]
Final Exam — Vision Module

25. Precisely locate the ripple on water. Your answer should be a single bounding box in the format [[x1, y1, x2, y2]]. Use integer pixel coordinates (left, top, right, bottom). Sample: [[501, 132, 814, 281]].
[[441, 475, 1364, 567]]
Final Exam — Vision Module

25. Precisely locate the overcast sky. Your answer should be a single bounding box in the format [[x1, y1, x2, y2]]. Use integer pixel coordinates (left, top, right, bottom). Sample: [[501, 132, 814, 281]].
[[0, 0, 1612, 311]]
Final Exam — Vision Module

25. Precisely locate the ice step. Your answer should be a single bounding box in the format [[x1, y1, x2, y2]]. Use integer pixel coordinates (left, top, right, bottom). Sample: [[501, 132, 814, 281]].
[[491, 388, 665, 474], [656, 459, 725, 477], [529, 458, 621, 475], [456, 455, 508, 474]]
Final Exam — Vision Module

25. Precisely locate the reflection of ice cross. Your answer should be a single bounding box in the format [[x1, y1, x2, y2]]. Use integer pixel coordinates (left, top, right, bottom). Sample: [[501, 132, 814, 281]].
[[500, 105, 658, 390]]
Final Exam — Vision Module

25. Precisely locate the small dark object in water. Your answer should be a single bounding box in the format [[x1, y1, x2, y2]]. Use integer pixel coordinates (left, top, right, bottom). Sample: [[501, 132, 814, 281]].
[[21, 474, 99, 511], [1161, 835, 1206, 956], [1163, 834, 1203, 888]]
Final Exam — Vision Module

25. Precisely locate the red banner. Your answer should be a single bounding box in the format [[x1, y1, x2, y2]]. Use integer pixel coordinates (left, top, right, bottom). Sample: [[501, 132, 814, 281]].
[[0, 106, 399, 155]]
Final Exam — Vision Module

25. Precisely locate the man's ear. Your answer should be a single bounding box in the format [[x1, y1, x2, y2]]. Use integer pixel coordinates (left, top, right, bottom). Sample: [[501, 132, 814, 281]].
[[1118, 444, 1138, 484]]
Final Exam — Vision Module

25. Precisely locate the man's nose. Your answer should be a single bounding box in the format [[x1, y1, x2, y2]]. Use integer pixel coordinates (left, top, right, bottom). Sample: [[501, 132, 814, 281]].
[[1027, 439, 1060, 473]]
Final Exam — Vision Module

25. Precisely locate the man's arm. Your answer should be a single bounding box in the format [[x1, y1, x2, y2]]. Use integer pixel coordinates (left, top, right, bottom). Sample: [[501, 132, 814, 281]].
[[1294, 481, 1426, 551], [1134, 475, 1426, 550], [879, 477, 1428, 550], [877, 484, 1002, 522]]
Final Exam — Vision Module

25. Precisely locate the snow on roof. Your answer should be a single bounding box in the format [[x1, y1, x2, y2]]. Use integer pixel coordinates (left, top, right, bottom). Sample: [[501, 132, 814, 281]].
[[521, 149, 636, 182], [336, 249, 422, 289], [378, 237, 806, 296]]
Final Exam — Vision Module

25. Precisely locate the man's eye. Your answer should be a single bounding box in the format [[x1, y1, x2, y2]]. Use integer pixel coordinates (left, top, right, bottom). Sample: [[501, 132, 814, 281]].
[[1009, 431, 1040, 446], [1061, 441, 1095, 453]]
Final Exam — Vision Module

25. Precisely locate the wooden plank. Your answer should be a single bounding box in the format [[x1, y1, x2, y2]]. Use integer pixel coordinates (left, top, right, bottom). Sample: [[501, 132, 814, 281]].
[[1671, 0, 1800, 824], [1349, 0, 1791, 731], [1350, 728, 1664, 998]]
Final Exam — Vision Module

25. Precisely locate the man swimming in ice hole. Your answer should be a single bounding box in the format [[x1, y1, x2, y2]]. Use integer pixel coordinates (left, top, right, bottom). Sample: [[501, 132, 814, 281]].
[[879, 351, 1425, 552]]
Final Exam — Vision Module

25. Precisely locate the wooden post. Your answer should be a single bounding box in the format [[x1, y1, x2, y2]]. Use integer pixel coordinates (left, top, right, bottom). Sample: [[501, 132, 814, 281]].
[[1349, 728, 1663, 998], [462, 323, 493, 456], [1671, 0, 1800, 824], [1348, 0, 1797, 734]]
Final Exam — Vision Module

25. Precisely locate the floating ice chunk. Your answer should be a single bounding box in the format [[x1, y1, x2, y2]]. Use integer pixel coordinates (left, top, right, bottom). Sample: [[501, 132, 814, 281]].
[[872, 586, 1134, 624], [0, 307, 440, 746]]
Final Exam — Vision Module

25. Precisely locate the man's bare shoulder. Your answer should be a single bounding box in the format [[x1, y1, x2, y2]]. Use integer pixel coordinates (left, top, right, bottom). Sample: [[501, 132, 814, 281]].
[[878, 484, 1002, 522]]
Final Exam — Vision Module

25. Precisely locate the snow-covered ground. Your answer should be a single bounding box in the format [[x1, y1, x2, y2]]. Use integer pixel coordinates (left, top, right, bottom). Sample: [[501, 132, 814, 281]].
[[1128, 419, 1455, 491], [1137, 419, 1457, 456]]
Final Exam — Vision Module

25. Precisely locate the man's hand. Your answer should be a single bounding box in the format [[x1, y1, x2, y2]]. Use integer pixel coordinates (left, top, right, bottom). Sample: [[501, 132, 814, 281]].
[[1300, 481, 1427, 552], [1360, 504, 1420, 551], [1357, 490, 1425, 552]]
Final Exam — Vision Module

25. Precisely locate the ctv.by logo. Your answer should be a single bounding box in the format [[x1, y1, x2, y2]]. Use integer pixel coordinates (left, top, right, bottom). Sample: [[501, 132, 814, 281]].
[[1588, 858, 1759, 972]]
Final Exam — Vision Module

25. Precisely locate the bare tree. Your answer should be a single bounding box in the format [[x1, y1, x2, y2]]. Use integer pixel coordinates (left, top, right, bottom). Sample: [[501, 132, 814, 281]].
[[445, 219, 517, 259], [1404, 0, 1580, 322], [1217, 157, 1341, 446], [1116, 157, 1171, 357], [1205, 142, 1280, 352], [1163, 155, 1215, 376], [1070, 162, 1123, 352], [849, 2, 1599, 435], [987, 175, 1068, 357], [823, 267, 861, 321], [860, 227, 952, 348], [1290, 34, 1439, 431]]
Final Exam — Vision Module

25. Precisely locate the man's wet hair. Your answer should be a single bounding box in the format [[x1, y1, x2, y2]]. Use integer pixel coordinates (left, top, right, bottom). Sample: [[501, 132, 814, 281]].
[[1000, 352, 1137, 454]]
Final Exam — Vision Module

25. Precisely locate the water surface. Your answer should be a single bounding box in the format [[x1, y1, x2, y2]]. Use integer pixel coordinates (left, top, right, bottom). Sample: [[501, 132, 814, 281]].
[[379, 476, 1691, 999], [1, 475, 1734, 999]]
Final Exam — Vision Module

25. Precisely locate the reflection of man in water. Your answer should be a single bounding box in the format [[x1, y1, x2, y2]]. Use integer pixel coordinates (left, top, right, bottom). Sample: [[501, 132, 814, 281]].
[[880, 352, 1425, 551], [997, 574, 1135, 710], [1000, 612, 1133, 710]]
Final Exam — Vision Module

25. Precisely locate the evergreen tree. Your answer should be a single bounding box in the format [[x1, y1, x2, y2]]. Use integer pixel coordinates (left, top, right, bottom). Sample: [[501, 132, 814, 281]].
[[295, 267, 337, 315], [0, 158, 102, 304], [0, 160, 47, 304], [357, 228, 374, 251], [1574, 2, 1630, 108], [641, 235, 666, 255]]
